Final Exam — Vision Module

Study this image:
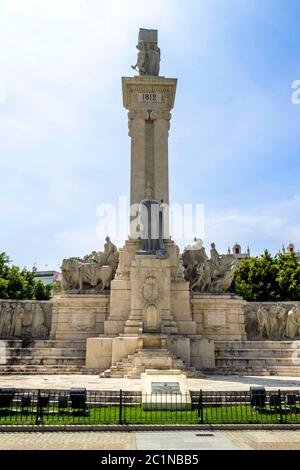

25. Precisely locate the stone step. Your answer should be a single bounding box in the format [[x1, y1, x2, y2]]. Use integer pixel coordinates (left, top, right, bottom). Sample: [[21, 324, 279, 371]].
[[4, 356, 86, 366], [216, 357, 299, 367], [135, 349, 172, 355], [215, 340, 300, 350], [268, 366, 300, 375], [2, 340, 86, 348], [0, 365, 99, 375], [215, 348, 298, 358], [5, 347, 86, 357], [101, 346, 204, 379], [214, 366, 300, 377]]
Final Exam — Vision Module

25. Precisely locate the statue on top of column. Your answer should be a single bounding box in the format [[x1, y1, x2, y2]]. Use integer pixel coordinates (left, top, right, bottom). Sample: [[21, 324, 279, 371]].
[[131, 28, 161, 76]]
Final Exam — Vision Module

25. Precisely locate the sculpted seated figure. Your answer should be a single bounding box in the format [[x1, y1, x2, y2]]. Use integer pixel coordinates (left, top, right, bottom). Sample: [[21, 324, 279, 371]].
[[183, 240, 239, 293], [61, 236, 119, 293]]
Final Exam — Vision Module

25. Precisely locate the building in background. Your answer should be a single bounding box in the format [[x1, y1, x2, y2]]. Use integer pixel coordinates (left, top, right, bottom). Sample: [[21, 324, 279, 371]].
[[279, 242, 300, 259], [227, 243, 251, 259], [34, 271, 62, 286]]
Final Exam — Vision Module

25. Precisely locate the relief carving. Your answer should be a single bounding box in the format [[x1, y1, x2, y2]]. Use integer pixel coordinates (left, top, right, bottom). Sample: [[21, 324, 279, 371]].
[[142, 275, 159, 303], [245, 303, 300, 340], [0, 301, 51, 339]]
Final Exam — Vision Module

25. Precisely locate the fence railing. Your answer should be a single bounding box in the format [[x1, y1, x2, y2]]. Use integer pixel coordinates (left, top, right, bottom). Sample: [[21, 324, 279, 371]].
[[0, 388, 299, 425]]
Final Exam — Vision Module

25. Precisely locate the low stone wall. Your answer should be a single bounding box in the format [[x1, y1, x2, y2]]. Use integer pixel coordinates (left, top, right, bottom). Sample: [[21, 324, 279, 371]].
[[191, 293, 247, 341], [245, 301, 300, 340], [50, 294, 110, 340], [0, 300, 52, 339]]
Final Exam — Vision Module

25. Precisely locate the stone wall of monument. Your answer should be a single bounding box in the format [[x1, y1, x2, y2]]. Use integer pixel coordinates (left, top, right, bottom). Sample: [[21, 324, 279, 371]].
[[0, 300, 52, 339], [191, 293, 247, 341], [245, 301, 300, 340], [50, 294, 110, 340]]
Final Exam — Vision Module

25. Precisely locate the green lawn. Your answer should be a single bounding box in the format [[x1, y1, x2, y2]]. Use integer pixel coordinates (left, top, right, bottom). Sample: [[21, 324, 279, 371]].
[[0, 404, 300, 425]]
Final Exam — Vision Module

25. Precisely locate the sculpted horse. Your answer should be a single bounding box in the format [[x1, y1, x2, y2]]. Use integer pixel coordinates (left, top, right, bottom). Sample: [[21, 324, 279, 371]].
[[61, 258, 114, 291]]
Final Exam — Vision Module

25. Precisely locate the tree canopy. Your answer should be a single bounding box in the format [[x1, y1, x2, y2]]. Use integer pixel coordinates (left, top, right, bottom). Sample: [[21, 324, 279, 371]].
[[0, 252, 53, 300], [231, 250, 300, 301]]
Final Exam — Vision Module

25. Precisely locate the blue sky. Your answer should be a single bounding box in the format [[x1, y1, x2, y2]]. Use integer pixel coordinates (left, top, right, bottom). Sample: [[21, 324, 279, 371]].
[[0, 0, 300, 270]]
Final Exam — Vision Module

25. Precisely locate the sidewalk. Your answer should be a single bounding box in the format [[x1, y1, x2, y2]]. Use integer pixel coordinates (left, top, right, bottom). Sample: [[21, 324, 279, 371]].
[[0, 374, 299, 391], [0, 430, 300, 450]]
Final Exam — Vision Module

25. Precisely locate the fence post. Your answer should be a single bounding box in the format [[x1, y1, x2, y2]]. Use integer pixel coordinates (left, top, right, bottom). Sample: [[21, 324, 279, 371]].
[[278, 389, 283, 424], [35, 390, 43, 426], [119, 389, 123, 425], [198, 390, 204, 424]]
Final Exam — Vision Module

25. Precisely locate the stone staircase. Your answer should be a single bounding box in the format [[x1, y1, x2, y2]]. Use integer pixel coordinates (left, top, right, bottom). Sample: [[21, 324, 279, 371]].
[[215, 340, 300, 376], [100, 348, 203, 378], [0, 339, 97, 375]]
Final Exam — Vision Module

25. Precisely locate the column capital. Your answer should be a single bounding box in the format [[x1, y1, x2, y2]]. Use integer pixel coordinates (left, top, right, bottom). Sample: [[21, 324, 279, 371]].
[[128, 110, 150, 121], [127, 110, 149, 137], [150, 110, 171, 121]]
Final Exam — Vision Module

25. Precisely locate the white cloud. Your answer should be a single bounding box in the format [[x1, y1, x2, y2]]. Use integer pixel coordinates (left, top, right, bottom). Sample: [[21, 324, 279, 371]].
[[204, 195, 300, 254], [0, 0, 299, 268]]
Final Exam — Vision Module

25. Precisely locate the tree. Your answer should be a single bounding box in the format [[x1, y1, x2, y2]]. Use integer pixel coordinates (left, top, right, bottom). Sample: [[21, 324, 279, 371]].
[[276, 252, 300, 301], [0, 252, 10, 278], [0, 252, 53, 300], [231, 251, 300, 301]]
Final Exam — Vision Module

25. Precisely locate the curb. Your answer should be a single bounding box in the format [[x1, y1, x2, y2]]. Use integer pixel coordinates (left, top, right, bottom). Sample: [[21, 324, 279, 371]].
[[1, 424, 300, 432]]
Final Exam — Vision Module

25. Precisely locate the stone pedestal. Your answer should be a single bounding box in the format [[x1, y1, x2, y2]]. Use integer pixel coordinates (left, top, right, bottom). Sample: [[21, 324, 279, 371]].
[[104, 238, 196, 337], [166, 335, 215, 369], [191, 293, 247, 341], [86, 336, 140, 369], [141, 369, 192, 410], [50, 294, 109, 340], [125, 254, 177, 334]]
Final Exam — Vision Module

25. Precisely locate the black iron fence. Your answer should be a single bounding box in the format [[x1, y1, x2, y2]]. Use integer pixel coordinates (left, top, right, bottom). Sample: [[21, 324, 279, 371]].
[[0, 388, 300, 425]]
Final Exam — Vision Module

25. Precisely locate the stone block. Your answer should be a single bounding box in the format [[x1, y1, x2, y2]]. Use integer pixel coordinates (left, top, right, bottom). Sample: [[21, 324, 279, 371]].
[[111, 336, 139, 364], [190, 336, 215, 369], [141, 369, 191, 410], [104, 321, 126, 335], [166, 336, 191, 366], [50, 294, 109, 340], [191, 294, 247, 341], [85, 337, 113, 369]]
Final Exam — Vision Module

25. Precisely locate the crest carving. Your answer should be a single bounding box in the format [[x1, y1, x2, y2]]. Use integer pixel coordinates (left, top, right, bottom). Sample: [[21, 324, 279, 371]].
[[142, 275, 159, 303]]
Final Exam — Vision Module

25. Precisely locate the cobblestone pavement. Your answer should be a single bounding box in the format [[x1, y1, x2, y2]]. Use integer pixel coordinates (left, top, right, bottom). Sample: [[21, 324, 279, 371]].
[[0, 432, 136, 450], [0, 431, 300, 450], [0, 374, 299, 391], [223, 430, 300, 450]]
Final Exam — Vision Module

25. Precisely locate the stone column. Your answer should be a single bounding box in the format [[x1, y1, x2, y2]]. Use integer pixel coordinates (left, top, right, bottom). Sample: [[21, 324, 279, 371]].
[[122, 76, 177, 238], [151, 110, 171, 206], [128, 110, 149, 207]]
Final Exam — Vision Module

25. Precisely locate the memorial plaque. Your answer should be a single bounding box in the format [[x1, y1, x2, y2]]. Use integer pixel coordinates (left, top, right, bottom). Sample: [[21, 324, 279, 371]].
[[151, 382, 181, 394], [137, 92, 164, 103]]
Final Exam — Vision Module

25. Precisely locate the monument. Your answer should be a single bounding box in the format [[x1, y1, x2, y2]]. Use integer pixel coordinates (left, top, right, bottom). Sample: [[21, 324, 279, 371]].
[[49, 28, 248, 377], [83, 28, 245, 378], [2, 29, 300, 378]]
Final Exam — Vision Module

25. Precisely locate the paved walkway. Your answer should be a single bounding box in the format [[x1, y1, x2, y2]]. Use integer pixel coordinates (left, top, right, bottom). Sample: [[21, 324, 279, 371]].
[[135, 431, 239, 450], [0, 374, 299, 391], [0, 431, 300, 450]]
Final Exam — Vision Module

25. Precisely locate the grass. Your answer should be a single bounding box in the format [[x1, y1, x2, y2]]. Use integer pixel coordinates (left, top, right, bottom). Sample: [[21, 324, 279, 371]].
[[0, 404, 300, 425]]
